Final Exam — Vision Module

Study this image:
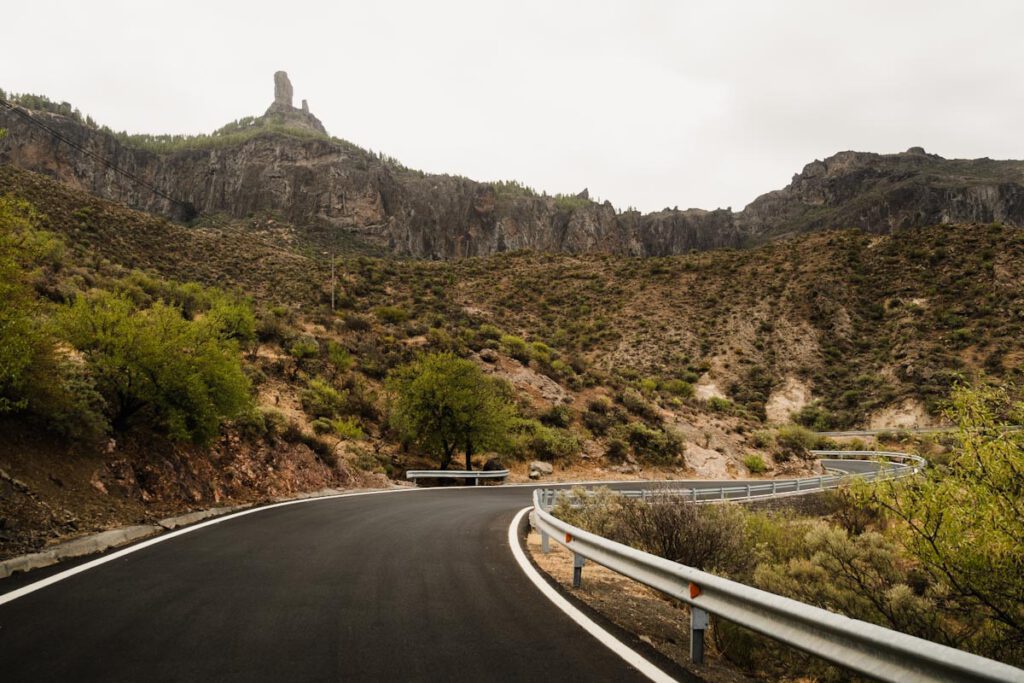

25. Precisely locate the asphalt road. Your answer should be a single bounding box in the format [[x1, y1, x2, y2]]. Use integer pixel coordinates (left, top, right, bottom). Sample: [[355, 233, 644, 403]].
[[0, 471, 871, 682]]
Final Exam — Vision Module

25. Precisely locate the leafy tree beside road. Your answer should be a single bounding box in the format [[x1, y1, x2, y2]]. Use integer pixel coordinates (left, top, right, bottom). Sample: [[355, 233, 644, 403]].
[[387, 352, 513, 470]]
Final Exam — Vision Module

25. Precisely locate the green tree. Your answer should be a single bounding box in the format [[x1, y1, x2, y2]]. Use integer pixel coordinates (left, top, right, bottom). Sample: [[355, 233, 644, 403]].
[[59, 291, 252, 443], [0, 196, 63, 414], [865, 384, 1024, 656], [387, 352, 513, 470]]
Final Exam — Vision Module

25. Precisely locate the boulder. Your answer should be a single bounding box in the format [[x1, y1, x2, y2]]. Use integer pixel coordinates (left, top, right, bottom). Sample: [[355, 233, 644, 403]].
[[529, 461, 553, 479]]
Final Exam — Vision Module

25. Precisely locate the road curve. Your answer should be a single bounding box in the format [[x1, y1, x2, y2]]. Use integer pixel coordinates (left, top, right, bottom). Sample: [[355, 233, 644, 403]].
[[0, 471, 871, 682]]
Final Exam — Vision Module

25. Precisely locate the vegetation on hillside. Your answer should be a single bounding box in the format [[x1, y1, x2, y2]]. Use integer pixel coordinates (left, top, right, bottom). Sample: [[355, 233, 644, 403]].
[[4, 164, 1024, 476], [0, 193, 253, 444], [554, 383, 1024, 675]]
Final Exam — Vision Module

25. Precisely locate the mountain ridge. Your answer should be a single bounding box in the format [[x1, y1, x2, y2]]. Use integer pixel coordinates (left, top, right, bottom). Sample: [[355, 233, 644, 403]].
[[2, 74, 1024, 258]]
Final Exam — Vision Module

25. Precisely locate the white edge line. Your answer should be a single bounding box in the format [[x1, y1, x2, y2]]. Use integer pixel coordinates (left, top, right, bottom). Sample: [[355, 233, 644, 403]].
[[507, 506, 678, 683], [0, 487, 419, 606]]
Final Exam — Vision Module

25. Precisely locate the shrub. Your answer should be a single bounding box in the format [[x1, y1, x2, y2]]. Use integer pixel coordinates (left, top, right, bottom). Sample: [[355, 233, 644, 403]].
[[374, 306, 409, 324], [776, 424, 822, 460], [792, 402, 835, 431], [706, 396, 734, 413], [618, 495, 750, 572], [618, 389, 661, 422], [326, 341, 354, 374], [616, 422, 684, 464], [539, 404, 571, 428], [509, 418, 581, 461], [605, 438, 629, 462], [751, 430, 776, 449], [59, 291, 252, 443], [743, 453, 768, 473], [312, 416, 363, 440], [552, 487, 628, 540], [300, 377, 348, 418], [499, 334, 531, 363], [342, 313, 372, 331], [660, 378, 695, 398], [288, 336, 319, 361], [477, 323, 504, 341]]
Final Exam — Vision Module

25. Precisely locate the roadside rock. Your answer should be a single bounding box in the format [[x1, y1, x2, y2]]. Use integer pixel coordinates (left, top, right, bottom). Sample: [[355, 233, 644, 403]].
[[529, 461, 554, 479]]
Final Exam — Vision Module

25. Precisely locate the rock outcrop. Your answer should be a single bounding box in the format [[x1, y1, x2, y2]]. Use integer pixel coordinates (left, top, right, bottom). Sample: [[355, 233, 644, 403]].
[[3, 79, 1024, 259], [262, 71, 327, 135]]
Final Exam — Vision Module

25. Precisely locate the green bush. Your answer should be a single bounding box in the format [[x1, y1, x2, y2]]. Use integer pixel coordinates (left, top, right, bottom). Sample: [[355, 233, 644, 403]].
[[499, 334, 531, 363], [583, 398, 624, 436], [751, 430, 776, 449], [743, 453, 768, 473], [791, 402, 835, 431], [616, 422, 684, 464], [311, 416, 363, 440], [509, 418, 581, 461], [59, 291, 252, 443], [539, 404, 571, 428], [326, 341, 354, 374], [660, 378, 694, 398], [477, 323, 504, 341], [706, 396, 734, 413], [374, 306, 409, 324], [619, 389, 661, 422], [300, 377, 348, 418], [776, 424, 822, 460]]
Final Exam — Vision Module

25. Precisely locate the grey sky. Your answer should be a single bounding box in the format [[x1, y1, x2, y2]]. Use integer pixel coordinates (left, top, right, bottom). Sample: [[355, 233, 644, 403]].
[[6, 0, 1024, 213]]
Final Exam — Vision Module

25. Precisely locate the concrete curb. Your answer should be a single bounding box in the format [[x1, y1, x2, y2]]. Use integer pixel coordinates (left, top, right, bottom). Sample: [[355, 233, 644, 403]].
[[157, 505, 252, 530], [0, 525, 162, 579], [0, 485, 401, 580]]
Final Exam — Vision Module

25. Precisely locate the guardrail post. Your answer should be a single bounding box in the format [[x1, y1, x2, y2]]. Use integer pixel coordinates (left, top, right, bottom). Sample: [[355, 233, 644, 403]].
[[772, 480, 777, 494], [541, 531, 550, 554], [690, 606, 708, 664], [745, 483, 751, 499], [572, 552, 585, 588]]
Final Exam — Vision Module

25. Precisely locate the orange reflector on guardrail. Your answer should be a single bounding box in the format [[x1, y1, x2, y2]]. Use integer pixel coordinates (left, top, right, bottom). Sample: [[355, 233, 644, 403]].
[[690, 583, 701, 599], [565, 533, 573, 543]]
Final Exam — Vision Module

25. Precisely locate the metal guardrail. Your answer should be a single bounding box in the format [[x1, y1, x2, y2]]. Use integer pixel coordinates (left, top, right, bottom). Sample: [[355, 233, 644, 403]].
[[405, 469, 509, 484], [533, 451, 924, 508], [530, 455, 1024, 682]]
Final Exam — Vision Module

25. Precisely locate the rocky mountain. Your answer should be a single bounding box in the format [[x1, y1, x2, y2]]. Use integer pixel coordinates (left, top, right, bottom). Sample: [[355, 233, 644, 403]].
[[2, 73, 1024, 258]]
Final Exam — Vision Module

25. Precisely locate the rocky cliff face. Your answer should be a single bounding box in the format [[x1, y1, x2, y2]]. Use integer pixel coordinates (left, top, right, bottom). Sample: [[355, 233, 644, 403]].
[[738, 148, 1024, 239], [3, 76, 1024, 258]]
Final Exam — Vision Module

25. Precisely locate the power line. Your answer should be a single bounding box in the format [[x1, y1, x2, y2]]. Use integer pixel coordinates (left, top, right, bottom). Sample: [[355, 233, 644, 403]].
[[0, 97, 198, 219]]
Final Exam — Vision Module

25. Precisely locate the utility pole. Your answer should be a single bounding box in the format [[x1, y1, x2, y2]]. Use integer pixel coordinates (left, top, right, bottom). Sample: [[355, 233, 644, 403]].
[[330, 250, 336, 311]]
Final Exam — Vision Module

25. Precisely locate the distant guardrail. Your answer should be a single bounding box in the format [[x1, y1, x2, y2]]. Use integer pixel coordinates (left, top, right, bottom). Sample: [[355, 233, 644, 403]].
[[533, 450, 924, 508], [530, 454, 1024, 682], [405, 469, 509, 485], [815, 426, 1021, 437]]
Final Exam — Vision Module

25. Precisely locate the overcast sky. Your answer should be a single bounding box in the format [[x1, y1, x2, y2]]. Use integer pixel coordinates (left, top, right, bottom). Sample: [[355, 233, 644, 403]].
[[6, 0, 1024, 212]]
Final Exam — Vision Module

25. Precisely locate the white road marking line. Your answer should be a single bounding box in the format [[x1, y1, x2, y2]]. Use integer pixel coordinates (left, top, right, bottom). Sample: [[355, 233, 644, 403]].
[[507, 506, 678, 683]]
